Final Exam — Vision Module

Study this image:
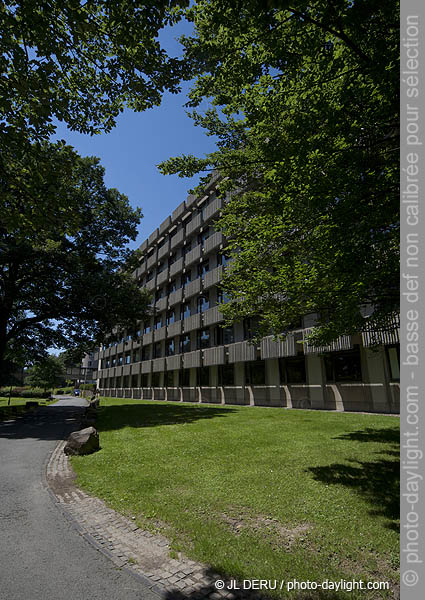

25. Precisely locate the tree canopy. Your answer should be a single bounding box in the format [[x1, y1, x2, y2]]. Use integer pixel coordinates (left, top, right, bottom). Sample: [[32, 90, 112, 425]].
[[0, 0, 189, 144], [159, 0, 399, 344], [25, 355, 65, 390], [0, 141, 151, 383]]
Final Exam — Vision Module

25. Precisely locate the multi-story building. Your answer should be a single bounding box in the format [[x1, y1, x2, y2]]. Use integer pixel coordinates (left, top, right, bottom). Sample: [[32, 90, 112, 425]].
[[95, 175, 400, 414]]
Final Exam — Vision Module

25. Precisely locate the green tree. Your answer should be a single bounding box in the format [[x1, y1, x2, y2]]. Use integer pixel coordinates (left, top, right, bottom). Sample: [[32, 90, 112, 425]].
[[0, 0, 188, 144], [159, 0, 399, 344], [0, 141, 151, 384], [25, 355, 65, 390]]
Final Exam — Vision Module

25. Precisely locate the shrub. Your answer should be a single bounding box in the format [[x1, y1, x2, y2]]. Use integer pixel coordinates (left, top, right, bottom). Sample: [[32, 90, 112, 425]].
[[80, 383, 96, 391]]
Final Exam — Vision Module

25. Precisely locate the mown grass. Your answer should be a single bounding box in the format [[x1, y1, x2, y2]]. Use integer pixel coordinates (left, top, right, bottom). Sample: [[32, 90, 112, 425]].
[[71, 399, 400, 599], [0, 396, 57, 420]]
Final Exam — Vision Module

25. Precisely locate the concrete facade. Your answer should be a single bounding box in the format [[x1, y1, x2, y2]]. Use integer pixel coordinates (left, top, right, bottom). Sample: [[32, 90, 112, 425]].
[[95, 176, 400, 414]]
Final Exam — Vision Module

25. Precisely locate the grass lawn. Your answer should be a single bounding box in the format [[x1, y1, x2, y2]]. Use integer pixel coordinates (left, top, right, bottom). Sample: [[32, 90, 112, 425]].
[[71, 399, 399, 598], [0, 397, 57, 419]]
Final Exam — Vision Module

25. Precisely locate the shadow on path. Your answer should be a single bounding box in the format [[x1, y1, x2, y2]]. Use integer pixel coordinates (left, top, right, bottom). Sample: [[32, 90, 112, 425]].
[[0, 399, 87, 442]]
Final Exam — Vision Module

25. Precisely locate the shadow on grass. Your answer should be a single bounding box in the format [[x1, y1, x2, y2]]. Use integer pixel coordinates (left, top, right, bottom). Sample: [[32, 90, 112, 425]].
[[308, 456, 399, 530], [96, 403, 237, 432], [333, 427, 400, 445]]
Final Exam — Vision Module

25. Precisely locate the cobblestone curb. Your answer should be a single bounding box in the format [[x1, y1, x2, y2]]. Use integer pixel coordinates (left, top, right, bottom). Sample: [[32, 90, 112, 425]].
[[46, 440, 262, 600]]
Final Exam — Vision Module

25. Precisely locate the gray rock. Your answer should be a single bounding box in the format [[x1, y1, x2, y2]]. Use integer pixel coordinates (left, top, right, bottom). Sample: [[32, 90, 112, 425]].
[[64, 427, 99, 456]]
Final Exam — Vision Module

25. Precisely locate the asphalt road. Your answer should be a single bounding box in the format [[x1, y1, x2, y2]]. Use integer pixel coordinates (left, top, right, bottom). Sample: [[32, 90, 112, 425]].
[[0, 398, 161, 600]]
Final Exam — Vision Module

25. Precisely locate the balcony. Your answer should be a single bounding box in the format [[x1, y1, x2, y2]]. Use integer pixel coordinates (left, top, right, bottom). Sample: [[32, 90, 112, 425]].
[[184, 244, 202, 268], [203, 197, 222, 222], [142, 331, 153, 345], [130, 362, 141, 375], [147, 252, 157, 270], [183, 313, 201, 332], [167, 320, 182, 337], [157, 268, 169, 287], [183, 350, 201, 368], [166, 354, 182, 370], [107, 367, 115, 378], [260, 334, 296, 359], [148, 228, 159, 245], [203, 346, 225, 366], [152, 357, 166, 372], [170, 228, 184, 250], [203, 266, 223, 289], [184, 278, 201, 299], [123, 364, 131, 376], [202, 305, 224, 327], [158, 240, 170, 260], [146, 278, 156, 291], [155, 297, 167, 312], [168, 287, 183, 306], [302, 328, 353, 354], [172, 201, 186, 223], [186, 193, 197, 209], [170, 257, 184, 277], [154, 326, 167, 342], [141, 360, 152, 374], [204, 231, 224, 254], [228, 341, 257, 363], [186, 212, 202, 236], [361, 313, 400, 347], [159, 216, 171, 236]]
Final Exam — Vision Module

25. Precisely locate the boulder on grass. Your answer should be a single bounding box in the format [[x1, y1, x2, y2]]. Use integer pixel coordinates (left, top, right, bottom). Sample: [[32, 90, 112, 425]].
[[64, 427, 99, 456]]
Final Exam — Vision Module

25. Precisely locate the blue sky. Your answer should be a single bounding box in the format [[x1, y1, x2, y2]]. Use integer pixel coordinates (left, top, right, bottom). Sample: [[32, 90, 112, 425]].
[[53, 19, 218, 250]]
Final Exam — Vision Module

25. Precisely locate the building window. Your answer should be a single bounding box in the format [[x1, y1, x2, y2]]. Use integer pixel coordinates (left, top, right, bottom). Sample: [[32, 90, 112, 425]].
[[141, 374, 149, 387], [217, 252, 230, 267], [168, 279, 177, 294], [386, 344, 400, 380], [197, 328, 210, 349], [158, 261, 166, 274], [146, 270, 154, 282], [198, 260, 210, 277], [153, 342, 162, 359], [180, 303, 190, 320], [197, 367, 210, 386], [117, 355, 123, 366], [325, 348, 362, 382], [243, 318, 257, 340], [152, 372, 161, 387], [133, 350, 140, 363], [218, 364, 234, 386], [181, 271, 191, 287], [179, 369, 190, 386], [155, 288, 164, 302], [111, 357, 116, 367], [125, 353, 131, 365], [179, 334, 191, 354], [105, 359, 110, 369], [166, 338, 175, 356], [154, 315, 163, 330], [142, 346, 151, 361], [217, 289, 231, 304], [197, 294, 209, 313], [245, 361, 266, 385], [216, 325, 234, 345], [279, 357, 306, 384], [167, 309, 175, 325], [165, 371, 174, 387], [143, 322, 151, 334], [198, 227, 211, 246]]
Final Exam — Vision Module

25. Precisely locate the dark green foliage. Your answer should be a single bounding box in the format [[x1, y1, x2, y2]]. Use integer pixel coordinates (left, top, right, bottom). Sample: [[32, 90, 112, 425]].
[[0, 142, 151, 383], [159, 0, 399, 343]]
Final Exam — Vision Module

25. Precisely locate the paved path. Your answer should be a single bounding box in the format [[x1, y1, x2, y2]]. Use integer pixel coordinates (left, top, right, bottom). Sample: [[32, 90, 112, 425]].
[[0, 398, 161, 600]]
